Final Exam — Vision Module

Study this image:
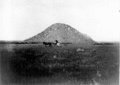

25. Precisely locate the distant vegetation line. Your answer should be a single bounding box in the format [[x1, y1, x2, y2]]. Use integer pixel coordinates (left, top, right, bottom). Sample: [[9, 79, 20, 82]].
[[94, 42, 119, 45], [0, 41, 42, 44], [0, 41, 119, 45], [0, 41, 72, 44]]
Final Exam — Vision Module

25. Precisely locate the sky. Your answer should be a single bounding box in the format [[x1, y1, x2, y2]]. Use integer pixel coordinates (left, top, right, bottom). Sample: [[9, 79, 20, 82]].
[[0, 0, 120, 42]]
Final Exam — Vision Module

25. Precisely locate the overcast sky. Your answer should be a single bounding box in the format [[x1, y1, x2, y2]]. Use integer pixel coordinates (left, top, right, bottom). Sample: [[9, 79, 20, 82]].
[[0, 0, 120, 42]]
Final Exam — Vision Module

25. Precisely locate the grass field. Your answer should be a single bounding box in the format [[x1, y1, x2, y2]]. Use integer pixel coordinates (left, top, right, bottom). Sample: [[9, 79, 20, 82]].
[[0, 43, 119, 85]]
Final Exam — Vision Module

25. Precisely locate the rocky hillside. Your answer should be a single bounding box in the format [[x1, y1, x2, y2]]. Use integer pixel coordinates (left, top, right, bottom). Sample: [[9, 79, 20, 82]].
[[25, 23, 95, 44]]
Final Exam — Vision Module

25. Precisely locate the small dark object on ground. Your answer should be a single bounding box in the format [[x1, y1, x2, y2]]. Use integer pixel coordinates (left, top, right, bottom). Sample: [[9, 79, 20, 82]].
[[43, 40, 60, 47]]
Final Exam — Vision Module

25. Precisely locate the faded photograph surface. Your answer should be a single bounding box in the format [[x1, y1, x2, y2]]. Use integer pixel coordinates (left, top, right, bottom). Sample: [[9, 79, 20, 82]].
[[0, 0, 119, 85]]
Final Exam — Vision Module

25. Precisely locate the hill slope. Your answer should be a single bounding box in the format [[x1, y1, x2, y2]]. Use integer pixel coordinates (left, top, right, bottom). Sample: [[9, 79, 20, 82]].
[[25, 23, 95, 44]]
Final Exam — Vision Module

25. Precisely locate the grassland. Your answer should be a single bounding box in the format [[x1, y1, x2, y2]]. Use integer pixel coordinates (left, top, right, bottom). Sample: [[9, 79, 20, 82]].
[[0, 42, 119, 85]]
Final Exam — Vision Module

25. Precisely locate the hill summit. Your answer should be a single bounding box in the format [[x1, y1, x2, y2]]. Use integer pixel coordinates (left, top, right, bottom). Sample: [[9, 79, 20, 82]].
[[25, 23, 95, 44]]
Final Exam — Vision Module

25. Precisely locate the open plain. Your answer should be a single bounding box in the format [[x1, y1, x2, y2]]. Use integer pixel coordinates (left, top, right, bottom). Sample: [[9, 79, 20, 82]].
[[0, 42, 119, 85]]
